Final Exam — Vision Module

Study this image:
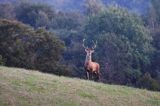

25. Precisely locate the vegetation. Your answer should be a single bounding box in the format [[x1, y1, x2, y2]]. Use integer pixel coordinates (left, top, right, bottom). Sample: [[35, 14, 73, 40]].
[[84, 6, 153, 85], [0, 0, 160, 91], [0, 66, 160, 106], [0, 19, 70, 76]]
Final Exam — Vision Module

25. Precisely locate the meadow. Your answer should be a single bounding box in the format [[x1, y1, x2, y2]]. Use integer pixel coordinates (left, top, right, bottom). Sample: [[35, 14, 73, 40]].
[[0, 66, 159, 106]]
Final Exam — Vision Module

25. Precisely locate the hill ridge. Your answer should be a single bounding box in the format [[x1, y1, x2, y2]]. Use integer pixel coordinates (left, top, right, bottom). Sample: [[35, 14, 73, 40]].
[[0, 66, 160, 106]]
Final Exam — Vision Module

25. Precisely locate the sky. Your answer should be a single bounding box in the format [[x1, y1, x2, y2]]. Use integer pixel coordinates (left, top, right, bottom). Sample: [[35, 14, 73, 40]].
[[0, 0, 151, 14]]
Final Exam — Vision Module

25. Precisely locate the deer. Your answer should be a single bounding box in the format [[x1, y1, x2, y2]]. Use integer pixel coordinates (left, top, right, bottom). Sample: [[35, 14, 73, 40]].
[[83, 39, 100, 81]]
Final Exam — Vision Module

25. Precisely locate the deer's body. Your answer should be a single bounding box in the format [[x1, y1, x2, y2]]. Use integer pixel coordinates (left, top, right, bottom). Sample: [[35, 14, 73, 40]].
[[83, 40, 100, 80], [84, 50, 100, 74], [85, 61, 100, 73]]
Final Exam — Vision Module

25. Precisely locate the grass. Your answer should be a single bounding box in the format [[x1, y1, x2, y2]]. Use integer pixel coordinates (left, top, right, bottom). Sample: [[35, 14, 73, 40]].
[[0, 66, 160, 106]]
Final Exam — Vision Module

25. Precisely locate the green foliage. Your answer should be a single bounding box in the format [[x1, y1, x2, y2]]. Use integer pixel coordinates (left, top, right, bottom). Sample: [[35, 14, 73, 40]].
[[0, 19, 70, 75], [15, 2, 83, 30], [84, 6, 153, 84], [52, 12, 83, 30], [137, 73, 160, 91], [151, 0, 160, 22], [147, 0, 160, 82], [15, 3, 55, 28], [84, 0, 105, 16]]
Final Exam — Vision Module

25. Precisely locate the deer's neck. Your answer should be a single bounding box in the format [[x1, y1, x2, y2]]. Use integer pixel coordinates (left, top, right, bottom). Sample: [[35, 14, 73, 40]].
[[85, 54, 92, 64]]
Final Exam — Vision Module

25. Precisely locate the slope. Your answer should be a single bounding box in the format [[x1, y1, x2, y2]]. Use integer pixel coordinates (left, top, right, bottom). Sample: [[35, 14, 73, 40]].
[[0, 66, 159, 106]]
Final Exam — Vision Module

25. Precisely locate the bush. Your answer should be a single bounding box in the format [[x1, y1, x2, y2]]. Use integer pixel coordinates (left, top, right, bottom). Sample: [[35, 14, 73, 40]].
[[0, 19, 70, 75], [137, 72, 160, 91]]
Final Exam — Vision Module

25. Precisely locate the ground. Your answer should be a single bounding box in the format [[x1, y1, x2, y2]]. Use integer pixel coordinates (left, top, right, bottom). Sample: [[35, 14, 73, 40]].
[[0, 66, 160, 106]]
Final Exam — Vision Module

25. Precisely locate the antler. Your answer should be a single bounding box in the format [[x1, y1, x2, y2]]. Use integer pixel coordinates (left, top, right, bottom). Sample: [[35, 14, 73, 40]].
[[92, 40, 97, 49], [82, 39, 88, 49]]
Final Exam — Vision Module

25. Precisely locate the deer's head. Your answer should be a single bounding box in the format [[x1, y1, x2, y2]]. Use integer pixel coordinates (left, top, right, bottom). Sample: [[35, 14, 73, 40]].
[[83, 39, 97, 56]]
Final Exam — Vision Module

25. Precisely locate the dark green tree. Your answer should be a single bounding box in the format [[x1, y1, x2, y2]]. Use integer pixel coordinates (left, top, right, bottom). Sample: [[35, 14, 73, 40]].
[[0, 19, 70, 75], [137, 72, 160, 91], [84, 0, 105, 16], [144, 0, 160, 82], [84, 6, 153, 85], [15, 3, 55, 28]]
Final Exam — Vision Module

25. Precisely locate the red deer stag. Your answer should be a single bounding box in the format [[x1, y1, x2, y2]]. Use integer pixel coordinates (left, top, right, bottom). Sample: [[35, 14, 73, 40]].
[[83, 39, 100, 81]]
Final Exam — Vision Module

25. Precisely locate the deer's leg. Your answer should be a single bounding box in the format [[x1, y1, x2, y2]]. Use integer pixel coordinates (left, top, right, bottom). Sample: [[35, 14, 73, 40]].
[[93, 71, 100, 81], [91, 72, 93, 80], [86, 71, 89, 80], [93, 72, 96, 81], [97, 72, 100, 81]]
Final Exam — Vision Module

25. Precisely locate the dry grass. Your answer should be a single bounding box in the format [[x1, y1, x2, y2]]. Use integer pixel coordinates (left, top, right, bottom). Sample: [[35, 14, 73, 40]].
[[0, 66, 160, 106]]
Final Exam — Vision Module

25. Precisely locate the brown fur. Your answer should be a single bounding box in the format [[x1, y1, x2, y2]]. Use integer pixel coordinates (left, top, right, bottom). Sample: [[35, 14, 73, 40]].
[[84, 49, 100, 80]]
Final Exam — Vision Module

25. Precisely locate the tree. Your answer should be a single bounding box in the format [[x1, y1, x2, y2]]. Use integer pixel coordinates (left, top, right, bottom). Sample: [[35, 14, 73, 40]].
[[15, 2, 55, 28], [144, 0, 160, 81], [84, 0, 105, 16], [51, 11, 84, 30], [84, 6, 153, 85], [137, 72, 160, 91], [151, 0, 160, 23], [0, 19, 70, 75]]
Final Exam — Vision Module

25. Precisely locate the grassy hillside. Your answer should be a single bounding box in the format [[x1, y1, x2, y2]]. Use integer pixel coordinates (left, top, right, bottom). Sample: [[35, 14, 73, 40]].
[[0, 66, 159, 106]]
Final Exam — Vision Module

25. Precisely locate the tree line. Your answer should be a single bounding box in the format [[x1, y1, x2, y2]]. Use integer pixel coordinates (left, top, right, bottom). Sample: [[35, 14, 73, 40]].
[[0, 0, 160, 91]]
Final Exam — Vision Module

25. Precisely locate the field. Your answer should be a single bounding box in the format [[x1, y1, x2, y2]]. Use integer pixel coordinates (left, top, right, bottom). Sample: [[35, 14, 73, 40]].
[[0, 66, 160, 106]]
